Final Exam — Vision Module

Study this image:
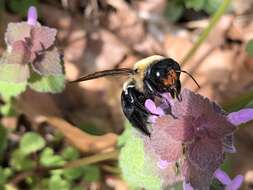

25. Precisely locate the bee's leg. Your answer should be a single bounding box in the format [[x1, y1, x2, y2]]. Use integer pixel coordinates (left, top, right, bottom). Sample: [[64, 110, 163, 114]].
[[144, 80, 172, 106], [144, 80, 163, 98], [175, 80, 182, 101], [121, 86, 151, 136]]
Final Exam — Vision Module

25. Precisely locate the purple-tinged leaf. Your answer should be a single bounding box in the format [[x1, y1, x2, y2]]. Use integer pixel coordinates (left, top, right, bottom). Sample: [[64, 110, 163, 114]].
[[155, 116, 194, 142], [181, 159, 213, 190], [5, 22, 31, 46], [27, 6, 38, 26], [205, 113, 236, 139], [31, 48, 62, 75], [188, 137, 223, 172], [228, 108, 253, 126], [10, 41, 31, 64], [151, 120, 183, 162], [30, 26, 57, 52]]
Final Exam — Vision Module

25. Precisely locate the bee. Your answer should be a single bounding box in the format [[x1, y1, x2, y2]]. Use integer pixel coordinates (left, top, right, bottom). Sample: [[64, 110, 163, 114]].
[[71, 55, 199, 136]]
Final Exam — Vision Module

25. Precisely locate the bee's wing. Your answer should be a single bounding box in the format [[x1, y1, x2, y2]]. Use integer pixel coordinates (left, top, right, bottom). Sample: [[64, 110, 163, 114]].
[[70, 68, 134, 83]]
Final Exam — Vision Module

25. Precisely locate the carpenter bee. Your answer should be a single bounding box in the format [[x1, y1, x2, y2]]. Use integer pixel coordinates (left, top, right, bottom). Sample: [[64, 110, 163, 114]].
[[71, 55, 199, 136]]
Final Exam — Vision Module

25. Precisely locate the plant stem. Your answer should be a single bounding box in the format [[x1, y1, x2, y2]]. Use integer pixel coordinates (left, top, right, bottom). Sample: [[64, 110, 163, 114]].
[[10, 150, 120, 184], [63, 150, 119, 169], [181, 0, 231, 66]]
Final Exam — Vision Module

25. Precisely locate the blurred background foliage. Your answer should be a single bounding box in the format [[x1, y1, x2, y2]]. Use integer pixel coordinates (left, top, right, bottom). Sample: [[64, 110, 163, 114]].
[[0, 0, 253, 189]]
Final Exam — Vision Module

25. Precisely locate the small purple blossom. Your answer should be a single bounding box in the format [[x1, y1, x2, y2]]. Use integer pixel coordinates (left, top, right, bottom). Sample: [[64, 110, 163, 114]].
[[214, 169, 243, 190], [27, 6, 38, 26], [0, 6, 62, 83], [142, 89, 253, 189]]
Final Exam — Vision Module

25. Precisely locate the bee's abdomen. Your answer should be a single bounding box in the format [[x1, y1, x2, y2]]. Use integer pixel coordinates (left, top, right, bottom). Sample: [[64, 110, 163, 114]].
[[121, 85, 150, 136]]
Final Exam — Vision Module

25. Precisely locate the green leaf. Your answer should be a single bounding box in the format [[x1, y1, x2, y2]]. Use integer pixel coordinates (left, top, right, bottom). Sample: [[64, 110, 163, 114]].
[[117, 121, 133, 147], [0, 99, 16, 116], [63, 168, 83, 181], [49, 175, 70, 190], [204, 0, 222, 14], [185, 0, 205, 11], [246, 39, 253, 58], [78, 123, 104, 136], [119, 132, 162, 190], [40, 148, 66, 167], [164, 2, 184, 22], [0, 167, 5, 186], [0, 124, 7, 155], [223, 90, 253, 112], [247, 99, 253, 108], [9, 0, 39, 17], [10, 149, 35, 171], [73, 187, 86, 190], [20, 132, 45, 155], [3, 168, 13, 180], [62, 147, 79, 161], [28, 73, 65, 93], [0, 81, 27, 99], [0, 63, 30, 83], [83, 165, 100, 182]]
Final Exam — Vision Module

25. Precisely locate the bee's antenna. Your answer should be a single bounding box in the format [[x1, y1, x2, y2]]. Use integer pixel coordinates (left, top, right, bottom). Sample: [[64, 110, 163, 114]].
[[176, 70, 200, 88], [70, 68, 134, 83]]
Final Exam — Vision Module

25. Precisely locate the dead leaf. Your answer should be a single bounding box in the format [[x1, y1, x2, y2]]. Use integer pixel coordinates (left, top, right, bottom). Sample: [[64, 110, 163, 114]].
[[1, 117, 17, 130], [106, 176, 128, 190], [37, 116, 118, 153]]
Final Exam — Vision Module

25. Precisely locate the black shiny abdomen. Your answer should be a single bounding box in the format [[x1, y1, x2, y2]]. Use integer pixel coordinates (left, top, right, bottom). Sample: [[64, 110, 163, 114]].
[[121, 84, 151, 136]]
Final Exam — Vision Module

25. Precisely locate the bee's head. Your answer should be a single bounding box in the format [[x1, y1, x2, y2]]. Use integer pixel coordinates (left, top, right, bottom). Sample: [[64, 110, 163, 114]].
[[144, 58, 181, 99]]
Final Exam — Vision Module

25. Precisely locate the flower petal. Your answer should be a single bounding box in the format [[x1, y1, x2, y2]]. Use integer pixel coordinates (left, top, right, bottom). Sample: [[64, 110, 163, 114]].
[[214, 168, 231, 185], [145, 99, 157, 114], [31, 26, 57, 52], [31, 48, 62, 75], [188, 137, 223, 172], [27, 6, 38, 26], [225, 175, 243, 190], [157, 159, 169, 170], [228, 108, 253, 126], [155, 115, 194, 142], [5, 22, 31, 46]]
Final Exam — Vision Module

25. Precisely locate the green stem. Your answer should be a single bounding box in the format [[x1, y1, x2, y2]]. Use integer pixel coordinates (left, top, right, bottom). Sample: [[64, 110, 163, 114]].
[[63, 150, 119, 169], [181, 0, 231, 66]]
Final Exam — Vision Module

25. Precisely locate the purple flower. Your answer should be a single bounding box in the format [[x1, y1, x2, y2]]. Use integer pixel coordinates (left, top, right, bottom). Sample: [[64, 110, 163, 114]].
[[214, 169, 243, 190], [0, 6, 62, 83], [27, 6, 38, 26], [143, 89, 253, 189]]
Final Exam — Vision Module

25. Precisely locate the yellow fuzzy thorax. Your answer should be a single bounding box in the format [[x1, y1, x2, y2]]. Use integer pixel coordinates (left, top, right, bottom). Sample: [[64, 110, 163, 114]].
[[131, 55, 165, 91]]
